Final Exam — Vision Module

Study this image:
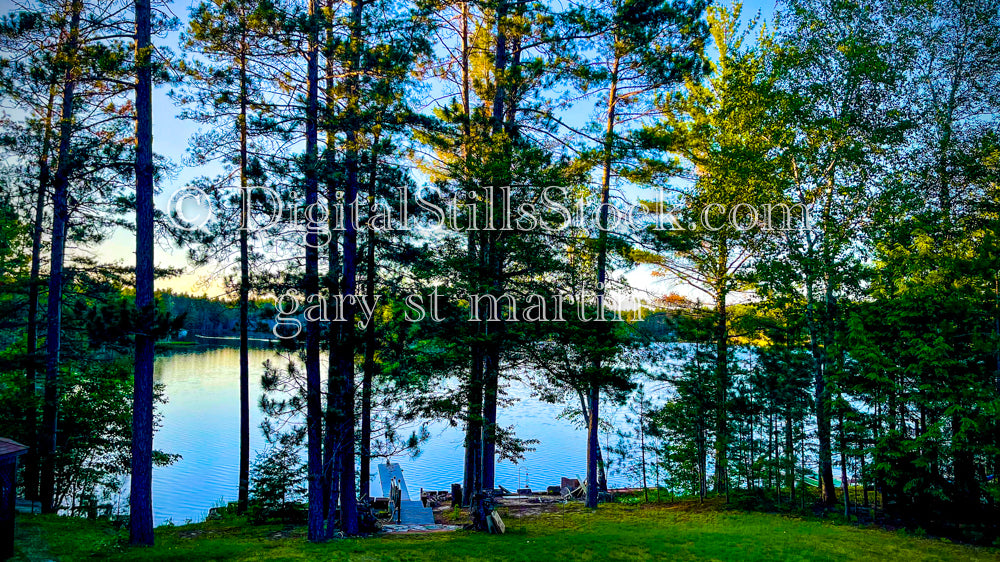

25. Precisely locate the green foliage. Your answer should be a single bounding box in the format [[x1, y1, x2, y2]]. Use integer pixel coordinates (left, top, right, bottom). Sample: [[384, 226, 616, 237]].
[[0, 357, 177, 511], [247, 440, 306, 524]]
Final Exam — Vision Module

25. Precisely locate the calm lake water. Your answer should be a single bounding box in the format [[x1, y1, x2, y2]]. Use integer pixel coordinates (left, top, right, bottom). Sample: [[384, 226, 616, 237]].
[[151, 347, 636, 525]]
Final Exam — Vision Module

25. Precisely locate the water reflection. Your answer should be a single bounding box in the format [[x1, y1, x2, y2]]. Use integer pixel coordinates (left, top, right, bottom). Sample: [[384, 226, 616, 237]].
[[152, 347, 615, 525]]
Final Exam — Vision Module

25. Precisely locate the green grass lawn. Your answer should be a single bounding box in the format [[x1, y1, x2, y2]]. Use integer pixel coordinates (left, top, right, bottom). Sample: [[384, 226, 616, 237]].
[[13, 502, 1000, 561]]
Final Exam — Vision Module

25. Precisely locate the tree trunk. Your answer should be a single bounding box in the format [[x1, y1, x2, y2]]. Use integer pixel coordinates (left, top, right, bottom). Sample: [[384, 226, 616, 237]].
[[336, 0, 364, 535], [130, 0, 156, 544], [697, 418, 706, 502], [322, 1, 341, 530], [640, 398, 647, 502], [24, 87, 56, 503], [323, 177, 342, 531], [585, 385, 600, 508], [480, 350, 498, 493], [860, 451, 868, 508], [237, 35, 250, 517], [359, 144, 379, 501], [786, 410, 795, 504], [840, 408, 849, 517], [458, 0, 483, 506], [816, 292, 836, 503], [462, 344, 483, 503], [585, 52, 619, 510], [304, 0, 324, 542], [804, 230, 835, 505], [480, 0, 508, 495], [714, 276, 729, 498], [768, 409, 774, 498], [40, 0, 81, 516]]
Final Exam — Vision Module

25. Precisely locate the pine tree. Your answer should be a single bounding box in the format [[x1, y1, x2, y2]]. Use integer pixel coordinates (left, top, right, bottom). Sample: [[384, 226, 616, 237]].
[[173, 0, 285, 516], [633, 2, 778, 499], [130, 0, 155, 544]]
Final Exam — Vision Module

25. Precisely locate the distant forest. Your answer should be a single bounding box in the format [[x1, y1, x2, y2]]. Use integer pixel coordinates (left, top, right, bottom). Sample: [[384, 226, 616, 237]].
[[159, 291, 275, 338]]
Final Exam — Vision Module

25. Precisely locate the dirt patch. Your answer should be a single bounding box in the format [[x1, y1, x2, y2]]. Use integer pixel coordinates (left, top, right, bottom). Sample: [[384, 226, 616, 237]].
[[178, 530, 204, 539], [430, 495, 571, 525], [497, 497, 567, 519], [267, 529, 297, 540]]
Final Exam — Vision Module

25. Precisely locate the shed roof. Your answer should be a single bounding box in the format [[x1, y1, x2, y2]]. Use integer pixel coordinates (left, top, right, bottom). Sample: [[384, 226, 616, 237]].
[[0, 437, 29, 458]]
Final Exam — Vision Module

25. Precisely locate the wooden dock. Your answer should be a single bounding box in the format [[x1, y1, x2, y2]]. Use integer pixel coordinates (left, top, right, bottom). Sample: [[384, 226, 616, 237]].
[[378, 463, 434, 525]]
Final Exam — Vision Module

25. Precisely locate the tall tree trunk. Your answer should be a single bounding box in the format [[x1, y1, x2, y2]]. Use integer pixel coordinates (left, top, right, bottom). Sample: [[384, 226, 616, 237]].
[[323, 178, 342, 532], [236, 34, 251, 517], [24, 87, 56, 503], [576, 390, 608, 491], [480, 350, 498, 493], [130, 0, 156, 544], [804, 228, 835, 505], [786, 410, 795, 503], [816, 265, 836, 504], [585, 385, 600, 507], [697, 416, 706, 502], [639, 397, 647, 502], [840, 407, 849, 517], [459, 0, 484, 506], [337, 0, 364, 535], [746, 404, 754, 492], [359, 143, 379, 501], [860, 450, 868, 508], [40, 0, 81, 515], [480, 0, 508, 495], [586, 52, 619, 510], [714, 274, 729, 498], [321, 0, 341, 530], [768, 409, 774, 496], [462, 343, 483, 503], [323, 171, 342, 532], [304, 0, 324, 542]]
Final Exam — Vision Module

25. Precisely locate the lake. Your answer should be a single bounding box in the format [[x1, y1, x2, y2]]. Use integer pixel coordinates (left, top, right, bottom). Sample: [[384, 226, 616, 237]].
[[151, 347, 641, 525]]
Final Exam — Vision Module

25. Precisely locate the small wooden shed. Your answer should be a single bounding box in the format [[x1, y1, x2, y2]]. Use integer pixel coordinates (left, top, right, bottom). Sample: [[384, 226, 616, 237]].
[[0, 438, 29, 560]]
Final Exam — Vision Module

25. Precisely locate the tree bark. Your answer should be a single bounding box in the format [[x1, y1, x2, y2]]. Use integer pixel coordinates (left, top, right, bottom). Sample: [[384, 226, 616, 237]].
[[359, 144, 379, 501], [322, 0, 341, 530], [840, 407, 849, 517], [714, 274, 729, 498], [237, 30, 250, 516], [585, 385, 600, 508], [40, 0, 81, 515], [130, 0, 156, 544], [336, 0, 364, 535], [323, 165, 342, 532], [804, 227, 836, 505], [481, 350, 498, 493], [480, 0, 508, 495], [586, 51, 618, 510], [639, 397, 647, 502], [817, 252, 836, 505], [304, 0, 324, 542], [459, 1, 484, 506], [786, 410, 795, 503], [462, 343, 483, 504], [24, 87, 56, 503]]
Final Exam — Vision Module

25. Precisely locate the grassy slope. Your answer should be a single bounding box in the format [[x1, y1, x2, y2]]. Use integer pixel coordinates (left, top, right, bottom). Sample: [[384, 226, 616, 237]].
[[13, 502, 1000, 561]]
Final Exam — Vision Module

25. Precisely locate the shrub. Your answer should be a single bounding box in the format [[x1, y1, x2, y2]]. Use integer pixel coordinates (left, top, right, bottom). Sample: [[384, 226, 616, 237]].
[[248, 441, 306, 524]]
